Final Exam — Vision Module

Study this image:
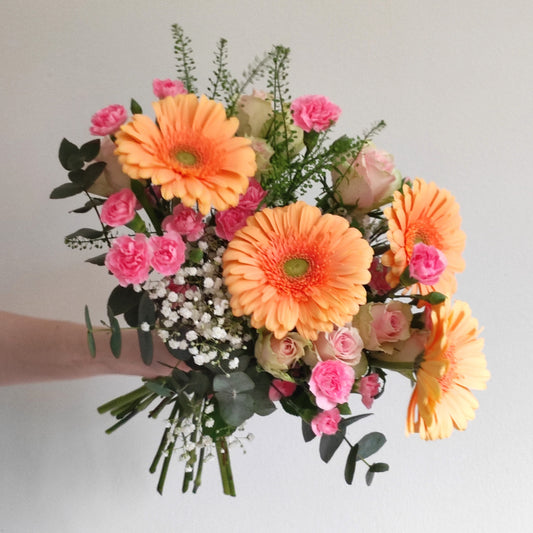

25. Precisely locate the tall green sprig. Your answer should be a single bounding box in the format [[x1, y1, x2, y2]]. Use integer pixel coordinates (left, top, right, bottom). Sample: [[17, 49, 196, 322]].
[[171, 23, 197, 93], [207, 38, 236, 102]]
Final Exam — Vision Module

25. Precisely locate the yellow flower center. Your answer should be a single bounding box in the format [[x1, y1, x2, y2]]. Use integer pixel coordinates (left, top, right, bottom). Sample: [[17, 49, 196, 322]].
[[283, 258, 309, 278], [175, 150, 197, 166]]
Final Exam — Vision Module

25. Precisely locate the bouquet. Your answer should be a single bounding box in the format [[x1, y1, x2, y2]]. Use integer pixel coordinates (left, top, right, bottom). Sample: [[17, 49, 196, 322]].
[[51, 24, 490, 496]]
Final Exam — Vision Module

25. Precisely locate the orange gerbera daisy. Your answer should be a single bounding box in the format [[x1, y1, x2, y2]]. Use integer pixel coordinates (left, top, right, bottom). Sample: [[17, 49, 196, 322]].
[[222, 201, 373, 340], [382, 178, 465, 296], [406, 300, 490, 440], [114, 94, 257, 214]]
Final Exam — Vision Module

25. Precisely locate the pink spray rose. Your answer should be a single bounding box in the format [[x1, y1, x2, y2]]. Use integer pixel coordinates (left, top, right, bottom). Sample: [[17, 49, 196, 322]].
[[313, 326, 364, 367], [311, 408, 341, 436], [358, 374, 380, 409], [215, 206, 252, 241], [408, 242, 448, 285], [331, 142, 401, 211], [149, 233, 186, 276], [162, 204, 204, 241], [105, 234, 152, 287], [100, 188, 137, 227], [268, 379, 297, 401], [255, 331, 308, 379], [238, 178, 267, 211], [152, 78, 187, 99], [90, 104, 128, 136], [354, 302, 412, 354], [309, 360, 355, 410], [290, 95, 341, 133]]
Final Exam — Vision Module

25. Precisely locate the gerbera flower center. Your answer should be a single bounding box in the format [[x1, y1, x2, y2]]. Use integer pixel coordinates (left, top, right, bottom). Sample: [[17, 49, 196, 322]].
[[175, 150, 198, 166], [283, 258, 309, 277]]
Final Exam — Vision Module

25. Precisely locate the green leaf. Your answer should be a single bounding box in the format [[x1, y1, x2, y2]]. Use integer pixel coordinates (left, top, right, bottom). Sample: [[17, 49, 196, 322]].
[[417, 292, 447, 305], [130, 98, 143, 114], [85, 253, 107, 266], [68, 169, 85, 185], [108, 284, 142, 316], [65, 227, 105, 240], [185, 371, 210, 396], [339, 413, 373, 429], [302, 420, 316, 442], [319, 428, 346, 463], [171, 368, 190, 388], [365, 463, 389, 486], [70, 197, 105, 213], [137, 292, 155, 365], [145, 380, 174, 397], [80, 139, 101, 162], [213, 372, 254, 394], [344, 444, 359, 485], [58, 138, 80, 170], [216, 392, 255, 427], [84, 305, 96, 358], [356, 432, 387, 460], [50, 182, 84, 199], [107, 305, 121, 358], [82, 161, 106, 189], [188, 248, 204, 263], [137, 328, 153, 365]]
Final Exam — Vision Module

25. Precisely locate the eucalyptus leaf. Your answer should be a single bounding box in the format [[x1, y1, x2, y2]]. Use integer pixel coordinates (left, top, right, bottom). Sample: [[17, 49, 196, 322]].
[[107, 305, 122, 358], [216, 392, 255, 427], [130, 98, 143, 114], [185, 371, 210, 396], [70, 197, 105, 213], [213, 372, 254, 394], [319, 428, 346, 463], [356, 432, 387, 460], [344, 444, 359, 485], [65, 227, 104, 240], [145, 380, 173, 397], [138, 291, 156, 327], [339, 413, 373, 430], [50, 182, 84, 199]]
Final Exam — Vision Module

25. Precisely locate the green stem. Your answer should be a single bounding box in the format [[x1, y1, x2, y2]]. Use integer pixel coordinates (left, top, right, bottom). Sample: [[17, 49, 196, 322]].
[[192, 447, 205, 494], [215, 437, 236, 497]]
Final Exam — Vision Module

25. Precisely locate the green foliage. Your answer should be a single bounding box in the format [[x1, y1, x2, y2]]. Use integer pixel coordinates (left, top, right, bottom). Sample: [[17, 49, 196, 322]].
[[84, 305, 96, 358], [213, 372, 255, 427], [137, 292, 156, 365], [171, 23, 197, 93]]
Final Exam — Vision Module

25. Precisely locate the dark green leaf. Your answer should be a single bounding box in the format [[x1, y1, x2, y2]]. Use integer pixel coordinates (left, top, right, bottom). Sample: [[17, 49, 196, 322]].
[[339, 413, 373, 430], [68, 169, 85, 184], [70, 197, 105, 213], [107, 305, 121, 358], [185, 371, 210, 396], [65, 227, 105, 240], [80, 139, 101, 162], [137, 329, 153, 365], [138, 291, 156, 327], [84, 305, 96, 358], [356, 432, 387, 460], [302, 420, 316, 442], [82, 161, 106, 189], [85, 253, 107, 266], [108, 284, 142, 316], [58, 138, 79, 170], [171, 368, 190, 388], [344, 444, 359, 485], [319, 428, 346, 463], [50, 182, 84, 199], [130, 98, 143, 114], [365, 464, 388, 486], [124, 306, 139, 327]]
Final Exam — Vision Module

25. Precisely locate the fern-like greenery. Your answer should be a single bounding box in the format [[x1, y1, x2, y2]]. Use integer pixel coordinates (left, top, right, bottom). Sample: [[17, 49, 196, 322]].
[[171, 23, 198, 94]]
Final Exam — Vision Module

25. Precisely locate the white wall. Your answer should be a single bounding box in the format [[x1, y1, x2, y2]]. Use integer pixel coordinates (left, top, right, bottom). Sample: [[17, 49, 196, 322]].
[[1, 1, 531, 531]]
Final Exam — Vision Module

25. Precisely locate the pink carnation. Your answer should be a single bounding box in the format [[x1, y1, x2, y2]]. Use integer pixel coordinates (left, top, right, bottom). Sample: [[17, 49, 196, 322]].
[[290, 95, 341, 133], [309, 360, 355, 410], [90, 104, 128, 136], [358, 373, 380, 409], [409, 242, 447, 285], [162, 204, 204, 241], [149, 233, 186, 276], [100, 188, 137, 227], [268, 379, 297, 401], [311, 408, 341, 436], [105, 234, 151, 287], [238, 178, 267, 211], [152, 78, 187, 99], [215, 206, 252, 241]]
